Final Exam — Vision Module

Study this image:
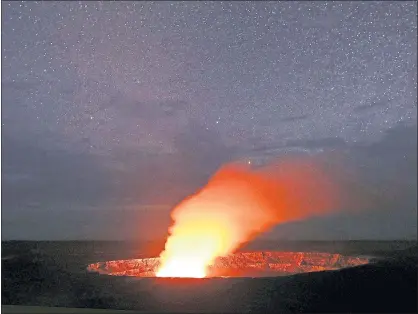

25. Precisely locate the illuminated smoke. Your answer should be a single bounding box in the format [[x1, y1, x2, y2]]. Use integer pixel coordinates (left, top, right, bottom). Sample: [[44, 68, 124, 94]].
[[156, 156, 340, 278]]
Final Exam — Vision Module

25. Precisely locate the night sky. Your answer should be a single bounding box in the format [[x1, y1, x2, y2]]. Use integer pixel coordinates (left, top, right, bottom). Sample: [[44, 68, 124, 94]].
[[2, 1, 417, 240]]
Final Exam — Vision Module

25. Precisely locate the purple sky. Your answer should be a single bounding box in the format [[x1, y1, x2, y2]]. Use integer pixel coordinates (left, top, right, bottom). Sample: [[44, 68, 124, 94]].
[[2, 1, 416, 240]]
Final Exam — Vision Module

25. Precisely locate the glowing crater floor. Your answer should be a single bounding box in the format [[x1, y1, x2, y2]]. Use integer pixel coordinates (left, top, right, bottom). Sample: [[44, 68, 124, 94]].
[[87, 251, 370, 278]]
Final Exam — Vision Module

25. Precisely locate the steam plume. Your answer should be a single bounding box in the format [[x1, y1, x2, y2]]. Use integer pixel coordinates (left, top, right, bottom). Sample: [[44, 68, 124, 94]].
[[156, 156, 341, 278]]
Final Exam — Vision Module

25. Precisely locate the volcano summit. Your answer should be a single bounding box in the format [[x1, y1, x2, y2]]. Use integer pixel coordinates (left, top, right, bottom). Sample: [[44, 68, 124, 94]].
[[87, 251, 369, 278]]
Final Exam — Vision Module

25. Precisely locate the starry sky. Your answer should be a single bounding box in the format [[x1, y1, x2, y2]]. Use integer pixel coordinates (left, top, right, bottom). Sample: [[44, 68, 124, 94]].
[[2, 1, 417, 240]]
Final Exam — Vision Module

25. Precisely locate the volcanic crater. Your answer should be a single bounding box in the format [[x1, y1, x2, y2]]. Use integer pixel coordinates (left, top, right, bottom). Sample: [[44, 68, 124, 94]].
[[87, 251, 370, 278]]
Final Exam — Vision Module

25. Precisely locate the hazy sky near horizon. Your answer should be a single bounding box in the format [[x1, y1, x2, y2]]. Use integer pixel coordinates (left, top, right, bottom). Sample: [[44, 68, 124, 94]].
[[2, 1, 417, 240]]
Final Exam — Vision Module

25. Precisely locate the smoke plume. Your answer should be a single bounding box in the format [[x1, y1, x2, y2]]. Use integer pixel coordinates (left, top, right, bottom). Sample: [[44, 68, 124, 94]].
[[156, 155, 342, 278]]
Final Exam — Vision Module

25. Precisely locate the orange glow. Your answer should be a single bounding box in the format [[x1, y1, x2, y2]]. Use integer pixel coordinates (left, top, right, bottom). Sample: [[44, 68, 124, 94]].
[[156, 157, 340, 278]]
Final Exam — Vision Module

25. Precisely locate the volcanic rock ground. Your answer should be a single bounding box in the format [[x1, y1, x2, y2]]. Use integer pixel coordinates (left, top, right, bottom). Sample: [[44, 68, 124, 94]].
[[2, 240, 417, 313]]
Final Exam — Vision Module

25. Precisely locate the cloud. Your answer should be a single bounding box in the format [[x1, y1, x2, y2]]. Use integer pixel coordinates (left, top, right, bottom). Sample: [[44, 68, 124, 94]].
[[262, 208, 417, 240], [286, 137, 347, 149], [110, 121, 237, 207], [1, 208, 172, 241], [2, 111, 415, 240], [264, 122, 417, 240], [241, 137, 347, 165], [101, 91, 191, 120], [352, 97, 390, 112], [2, 133, 113, 211]]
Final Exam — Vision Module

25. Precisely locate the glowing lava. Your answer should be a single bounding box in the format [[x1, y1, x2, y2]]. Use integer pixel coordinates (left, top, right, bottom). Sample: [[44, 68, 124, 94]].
[[156, 157, 340, 278], [156, 257, 206, 278], [87, 251, 370, 278]]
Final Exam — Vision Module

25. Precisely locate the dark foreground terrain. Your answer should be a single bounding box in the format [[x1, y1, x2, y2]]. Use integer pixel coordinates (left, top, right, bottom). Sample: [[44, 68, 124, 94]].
[[2, 240, 417, 313]]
